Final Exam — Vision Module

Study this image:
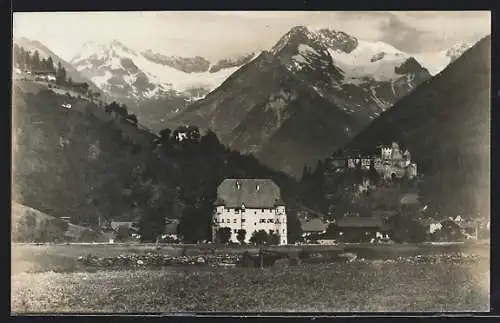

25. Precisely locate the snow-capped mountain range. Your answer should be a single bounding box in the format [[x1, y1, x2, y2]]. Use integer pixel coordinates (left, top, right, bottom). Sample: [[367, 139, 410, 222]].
[[13, 28, 479, 177], [70, 40, 259, 102], [15, 30, 475, 111]]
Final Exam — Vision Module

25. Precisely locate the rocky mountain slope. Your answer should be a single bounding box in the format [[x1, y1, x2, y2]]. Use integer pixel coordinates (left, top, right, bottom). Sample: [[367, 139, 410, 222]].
[[173, 26, 435, 176], [340, 35, 491, 218], [175, 51, 362, 176], [269, 26, 432, 124]]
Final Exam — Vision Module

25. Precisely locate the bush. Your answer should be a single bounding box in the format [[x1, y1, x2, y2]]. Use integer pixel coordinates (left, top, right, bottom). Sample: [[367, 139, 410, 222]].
[[236, 229, 246, 245], [215, 227, 232, 244], [250, 230, 269, 245]]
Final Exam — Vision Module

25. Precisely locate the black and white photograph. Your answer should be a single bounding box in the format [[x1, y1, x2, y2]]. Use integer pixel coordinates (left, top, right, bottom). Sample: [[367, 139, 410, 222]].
[[11, 10, 491, 313]]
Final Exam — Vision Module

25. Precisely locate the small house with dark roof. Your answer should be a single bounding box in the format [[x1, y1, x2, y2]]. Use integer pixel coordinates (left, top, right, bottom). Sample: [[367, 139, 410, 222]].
[[336, 216, 389, 242], [300, 218, 328, 237], [212, 179, 287, 245]]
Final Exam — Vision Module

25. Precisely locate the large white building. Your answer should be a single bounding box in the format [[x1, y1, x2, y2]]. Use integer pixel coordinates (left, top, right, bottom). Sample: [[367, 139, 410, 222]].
[[212, 179, 287, 245]]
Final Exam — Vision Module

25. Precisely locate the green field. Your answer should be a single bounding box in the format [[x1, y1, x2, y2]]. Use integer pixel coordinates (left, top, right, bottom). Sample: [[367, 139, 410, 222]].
[[11, 243, 490, 313]]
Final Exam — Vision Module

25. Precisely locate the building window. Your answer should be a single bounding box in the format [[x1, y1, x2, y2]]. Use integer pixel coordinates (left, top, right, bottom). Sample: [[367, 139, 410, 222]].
[[259, 219, 265, 223], [241, 219, 246, 223], [234, 229, 238, 234], [270, 230, 274, 234], [220, 219, 224, 223], [267, 219, 274, 223], [235, 209, 240, 214], [233, 219, 237, 223], [283, 229, 285, 233], [254, 211, 257, 214], [261, 209, 264, 212]]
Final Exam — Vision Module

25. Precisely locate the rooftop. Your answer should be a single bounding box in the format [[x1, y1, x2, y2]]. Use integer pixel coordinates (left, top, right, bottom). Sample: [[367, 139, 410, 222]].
[[216, 178, 283, 208], [110, 221, 135, 231], [300, 218, 328, 232]]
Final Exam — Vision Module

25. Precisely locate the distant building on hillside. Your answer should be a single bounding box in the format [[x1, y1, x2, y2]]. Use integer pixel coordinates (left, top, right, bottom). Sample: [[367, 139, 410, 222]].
[[212, 179, 287, 245], [32, 69, 56, 82]]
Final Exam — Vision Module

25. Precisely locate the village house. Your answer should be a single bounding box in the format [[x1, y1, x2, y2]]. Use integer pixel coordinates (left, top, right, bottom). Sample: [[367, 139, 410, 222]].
[[300, 218, 328, 238], [335, 216, 390, 242], [212, 179, 288, 245], [162, 218, 180, 241], [32, 69, 56, 82]]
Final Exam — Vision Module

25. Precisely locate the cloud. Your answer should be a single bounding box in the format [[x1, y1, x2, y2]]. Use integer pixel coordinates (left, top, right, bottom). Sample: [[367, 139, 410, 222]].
[[378, 13, 429, 52]]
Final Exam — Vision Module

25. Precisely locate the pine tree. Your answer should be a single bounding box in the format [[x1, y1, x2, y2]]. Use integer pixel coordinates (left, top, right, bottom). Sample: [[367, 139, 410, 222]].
[[46, 56, 55, 73], [41, 58, 47, 70], [13, 44, 21, 67], [61, 67, 67, 85], [56, 62, 63, 84], [24, 51, 31, 71], [32, 50, 40, 71]]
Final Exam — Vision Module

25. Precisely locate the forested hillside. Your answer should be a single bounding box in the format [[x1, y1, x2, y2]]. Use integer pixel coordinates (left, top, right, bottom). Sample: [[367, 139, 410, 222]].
[[12, 87, 302, 243]]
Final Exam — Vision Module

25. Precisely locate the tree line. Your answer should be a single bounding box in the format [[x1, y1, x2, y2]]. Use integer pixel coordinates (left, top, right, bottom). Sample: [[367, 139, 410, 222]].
[[104, 101, 139, 125], [214, 228, 281, 245], [14, 44, 91, 92]]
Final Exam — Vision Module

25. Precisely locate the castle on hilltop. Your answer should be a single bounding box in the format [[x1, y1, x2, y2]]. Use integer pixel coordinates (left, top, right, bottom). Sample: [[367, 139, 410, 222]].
[[327, 142, 418, 181], [373, 142, 417, 180]]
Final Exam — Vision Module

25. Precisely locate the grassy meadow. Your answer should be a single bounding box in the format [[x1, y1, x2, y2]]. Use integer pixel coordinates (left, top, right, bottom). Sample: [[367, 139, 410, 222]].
[[11, 242, 490, 313]]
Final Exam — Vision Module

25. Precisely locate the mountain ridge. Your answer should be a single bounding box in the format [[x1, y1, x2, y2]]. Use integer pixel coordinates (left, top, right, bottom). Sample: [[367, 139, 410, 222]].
[[172, 26, 437, 176]]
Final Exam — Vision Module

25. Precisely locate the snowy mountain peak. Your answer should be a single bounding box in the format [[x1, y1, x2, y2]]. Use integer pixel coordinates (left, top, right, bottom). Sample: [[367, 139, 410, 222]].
[[70, 39, 258, 103], [315, 29, 358, 53], [272, 26, 360, 57], [71, 39, 137, 64], [445, 41, 474, 61], [413, 40, 477, 75], [288, 25, 312, 36], [271, 25, 316, 55]]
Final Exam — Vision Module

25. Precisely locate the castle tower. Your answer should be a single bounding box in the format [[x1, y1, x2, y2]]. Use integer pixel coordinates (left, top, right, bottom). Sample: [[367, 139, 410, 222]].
[[402, 149, 411, 167], [391, 142, 403, 161], [407, 163, 418, 179], [381, 147, 392, 160]]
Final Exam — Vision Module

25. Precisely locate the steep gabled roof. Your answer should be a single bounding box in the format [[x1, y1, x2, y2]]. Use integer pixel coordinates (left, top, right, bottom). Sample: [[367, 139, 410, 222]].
[[216, 178, 282, 208]]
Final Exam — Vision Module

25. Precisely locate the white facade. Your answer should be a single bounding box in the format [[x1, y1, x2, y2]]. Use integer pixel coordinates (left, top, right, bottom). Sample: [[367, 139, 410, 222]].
[[213, 205, 287, 245]]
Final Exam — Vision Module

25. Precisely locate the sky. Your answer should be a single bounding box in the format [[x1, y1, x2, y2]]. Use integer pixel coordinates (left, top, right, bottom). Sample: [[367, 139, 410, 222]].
[[13, 11, 491, 62]]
